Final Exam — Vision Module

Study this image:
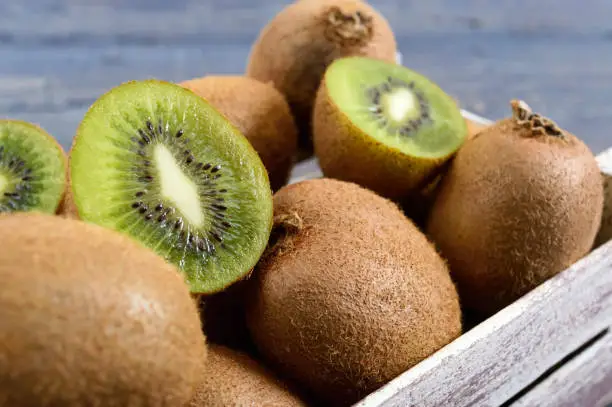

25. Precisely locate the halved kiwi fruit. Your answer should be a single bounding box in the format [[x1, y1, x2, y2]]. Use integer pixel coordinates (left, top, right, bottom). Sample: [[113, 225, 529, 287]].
[[313, 56, 468, 200], [0, 120, 66, 214], [69, 80, 274, 294]]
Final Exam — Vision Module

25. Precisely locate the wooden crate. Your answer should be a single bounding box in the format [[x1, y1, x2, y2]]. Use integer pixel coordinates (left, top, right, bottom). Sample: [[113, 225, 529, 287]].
[[289, 112, 612, 407]]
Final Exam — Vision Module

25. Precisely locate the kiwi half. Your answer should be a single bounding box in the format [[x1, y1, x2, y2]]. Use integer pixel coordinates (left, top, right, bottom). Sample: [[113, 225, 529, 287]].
[[0, 120, 66, 214], [246, 0, 397, 154], [179, 76, 298, 191], [313, 56, 468, 200], [69, 80, 273, 294], [426, 100, 604, 317]]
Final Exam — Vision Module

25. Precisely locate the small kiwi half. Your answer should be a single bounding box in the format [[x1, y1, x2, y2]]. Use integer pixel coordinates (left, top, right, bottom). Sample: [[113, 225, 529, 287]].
[[179, 76, 298, 191], [426, 100, 604, 317], [0, 120, 66, 214], [69, 80, 273, 295], [246, 0, 397, 155], [313, 56, 468, 200]]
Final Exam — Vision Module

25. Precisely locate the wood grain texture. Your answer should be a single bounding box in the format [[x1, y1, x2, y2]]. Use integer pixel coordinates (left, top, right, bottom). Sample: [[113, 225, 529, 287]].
[[0, 0, 611, 153], [511, 330, 612, 407]]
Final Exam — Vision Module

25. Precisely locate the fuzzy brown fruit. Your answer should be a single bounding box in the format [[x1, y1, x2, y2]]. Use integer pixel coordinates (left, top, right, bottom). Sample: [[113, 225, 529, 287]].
[[180, 76, 298, 191], [427, 100, 604, 317], [246, 0, 397, 154], [188, 345, 307, 407], [246, 178, 462, 406], [0, 213, 207, 407]]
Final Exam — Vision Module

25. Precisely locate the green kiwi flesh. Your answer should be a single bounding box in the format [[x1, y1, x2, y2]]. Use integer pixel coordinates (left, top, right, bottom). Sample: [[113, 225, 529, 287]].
[[0, 120, 66, 214], [325, 56, 467, 158], [69, 80, 273, 294]]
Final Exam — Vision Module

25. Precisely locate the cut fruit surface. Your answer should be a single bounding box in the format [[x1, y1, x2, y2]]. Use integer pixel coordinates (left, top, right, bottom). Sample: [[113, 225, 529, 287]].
[[0, 120, 66, 214], [69, 80, 273, 294], [325, 57, 466, 158]]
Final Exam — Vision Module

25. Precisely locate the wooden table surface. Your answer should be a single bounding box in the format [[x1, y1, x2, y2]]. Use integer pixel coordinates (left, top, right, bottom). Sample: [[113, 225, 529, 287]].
[[0, 0, 611, 153]]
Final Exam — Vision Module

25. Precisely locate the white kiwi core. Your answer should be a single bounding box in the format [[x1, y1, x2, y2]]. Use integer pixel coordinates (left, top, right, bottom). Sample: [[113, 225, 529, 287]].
[[154, 144, 204, 228], [384, 88, 417, 123]]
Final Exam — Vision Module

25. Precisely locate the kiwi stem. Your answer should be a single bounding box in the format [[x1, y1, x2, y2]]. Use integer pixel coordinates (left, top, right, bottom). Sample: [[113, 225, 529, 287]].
[[263, 212, 304, 259], [510, 99, 565, 139], [325, 6, 374, 46]]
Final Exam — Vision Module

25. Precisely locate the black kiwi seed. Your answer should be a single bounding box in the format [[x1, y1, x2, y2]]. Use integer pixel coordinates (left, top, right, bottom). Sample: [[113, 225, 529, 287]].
[[186, 155, 194, 164], [146, 120, 154, 134], [210, 165, 221, 173], [203, 163, 212, 171], [174, 219, 183, 230], [154, 203, 163, 212], [211, 232, 223, 242], [135, 191, 145, 197], [132, 202, 142, 209], [139, 205, 148, 214], [157, 213, 167, 223], [138, 129, 151, 144], [145, 213, 153, 221], [212, 204, 227, 212], [175, 129, 184, 138], [219, 189, 227, 193]]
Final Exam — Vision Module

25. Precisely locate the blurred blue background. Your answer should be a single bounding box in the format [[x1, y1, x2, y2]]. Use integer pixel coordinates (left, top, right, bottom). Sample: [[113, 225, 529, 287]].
[[0, 0, 609, 153]]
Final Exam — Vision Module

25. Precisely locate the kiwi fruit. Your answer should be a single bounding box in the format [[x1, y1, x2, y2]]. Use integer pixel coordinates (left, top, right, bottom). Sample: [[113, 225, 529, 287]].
[[68, 79, 273, 295], [426, 100, 604, 317], [0, 213, 206, 407], [179, 76, 298, 191], [246, 178, 462, 406], [313, 56, 468, 201], [188, 344, 307, 407], [0, 120, 66, 214], [246, 0, 397, 154]]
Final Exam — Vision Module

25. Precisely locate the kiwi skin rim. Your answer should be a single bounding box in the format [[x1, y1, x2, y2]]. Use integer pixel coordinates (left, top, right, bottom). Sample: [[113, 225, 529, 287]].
[[312, 70, 468, 201], [0, 119, 68, 215], [67, 79, 274, 295]]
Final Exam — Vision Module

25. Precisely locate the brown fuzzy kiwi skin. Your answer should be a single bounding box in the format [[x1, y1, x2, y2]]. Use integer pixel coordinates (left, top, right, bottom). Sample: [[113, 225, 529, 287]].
[[245, 178, 462, 406], [57, 156, 79, 218], [0, 213, 207, 407], [188, 344, 307, 407], [179, 76, 298, 191], [246, 0, 397, 154], [426, 108, 604, 318], [313, 79, 465, 201]]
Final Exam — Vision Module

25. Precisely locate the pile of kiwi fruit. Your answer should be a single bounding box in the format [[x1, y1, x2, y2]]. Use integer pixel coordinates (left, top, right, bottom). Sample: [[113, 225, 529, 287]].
[[0, 1, 608, 406]]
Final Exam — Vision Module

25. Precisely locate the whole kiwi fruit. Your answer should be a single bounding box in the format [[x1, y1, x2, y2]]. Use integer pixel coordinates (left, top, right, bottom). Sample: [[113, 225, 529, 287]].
[[246, 0, 397, 154], [189, 345, 307, 407], [180, 76, 298, 191], [246, 178, 462, 406], [426, 100, 604, 317], [0, 213, 207, 407]]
